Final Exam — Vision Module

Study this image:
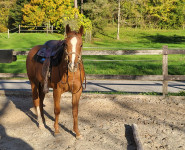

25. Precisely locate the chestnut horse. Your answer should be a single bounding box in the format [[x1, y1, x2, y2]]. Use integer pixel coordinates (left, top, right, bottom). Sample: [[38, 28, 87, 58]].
[[26, 25, 85, 139]]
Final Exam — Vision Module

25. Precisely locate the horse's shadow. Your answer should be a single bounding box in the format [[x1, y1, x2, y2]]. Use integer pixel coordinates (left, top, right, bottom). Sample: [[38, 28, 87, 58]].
[[4, 92, 75, 138], [43, 109, 76, 137]]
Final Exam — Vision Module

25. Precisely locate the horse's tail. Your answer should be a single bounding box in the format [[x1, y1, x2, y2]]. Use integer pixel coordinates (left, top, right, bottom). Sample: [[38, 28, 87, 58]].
[[42, 57, 50, 93]]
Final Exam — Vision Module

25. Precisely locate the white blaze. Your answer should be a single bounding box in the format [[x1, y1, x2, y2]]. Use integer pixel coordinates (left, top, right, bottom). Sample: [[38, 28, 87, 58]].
[[70, 37, 77, 68]]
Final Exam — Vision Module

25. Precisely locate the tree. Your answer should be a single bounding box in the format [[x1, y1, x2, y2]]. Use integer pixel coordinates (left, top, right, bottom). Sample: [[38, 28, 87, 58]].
[[0, 0, 16, 32], [119, 0, 185, 29], [81, 0, 84, 14], [84, 0, 117, 35], [74, 0, 78, 8], [21, 0, 92, 32], [9, 0, 31, 28], [145, 0, 185, 29]]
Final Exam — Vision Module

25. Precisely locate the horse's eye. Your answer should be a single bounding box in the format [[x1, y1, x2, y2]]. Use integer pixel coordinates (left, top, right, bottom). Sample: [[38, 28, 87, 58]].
[[81, 45, 83, 47]]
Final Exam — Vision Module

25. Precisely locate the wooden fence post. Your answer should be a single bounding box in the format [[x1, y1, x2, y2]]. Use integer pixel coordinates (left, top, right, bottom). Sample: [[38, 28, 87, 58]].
[[8, 29, 9, 38], [132, 124, 143, 150], [162, 45, 168, 97], [51, 25, 53, 33], [46, 24, 48, 34], [19, 25, 20, 33], [90, 30, 92, 42]]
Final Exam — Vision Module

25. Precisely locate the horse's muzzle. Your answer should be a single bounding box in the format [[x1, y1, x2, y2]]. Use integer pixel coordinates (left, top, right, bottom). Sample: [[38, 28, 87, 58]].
[[68, 62, 78, 72]]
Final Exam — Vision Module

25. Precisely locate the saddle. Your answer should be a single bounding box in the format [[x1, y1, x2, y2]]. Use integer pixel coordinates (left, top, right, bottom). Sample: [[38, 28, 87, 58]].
[[34, 40, 65, 93], [34, 40, 65, 66]]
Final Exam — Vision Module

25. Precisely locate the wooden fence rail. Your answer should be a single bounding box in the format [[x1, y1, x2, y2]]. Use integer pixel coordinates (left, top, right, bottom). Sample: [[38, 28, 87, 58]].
[[13, 49, 164, 56], [2, 46, 185, 96]]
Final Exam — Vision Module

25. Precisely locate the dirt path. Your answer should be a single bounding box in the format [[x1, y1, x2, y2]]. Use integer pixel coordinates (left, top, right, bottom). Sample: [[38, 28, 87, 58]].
[[0, 93, 185, 150]]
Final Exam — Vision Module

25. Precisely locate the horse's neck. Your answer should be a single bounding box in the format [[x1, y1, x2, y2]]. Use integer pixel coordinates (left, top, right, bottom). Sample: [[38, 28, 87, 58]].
[[60, 53, 68, 69]]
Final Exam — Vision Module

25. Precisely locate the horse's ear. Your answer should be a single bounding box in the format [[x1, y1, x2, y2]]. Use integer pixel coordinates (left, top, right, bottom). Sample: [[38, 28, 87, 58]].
[[66, 24, 71, 35], [78, 25, 83, 36]]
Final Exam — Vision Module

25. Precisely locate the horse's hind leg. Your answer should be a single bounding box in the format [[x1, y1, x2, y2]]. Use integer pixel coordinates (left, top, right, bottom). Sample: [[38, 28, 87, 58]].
[[39, 83, 46, 124], [30, 81, 45, 129]]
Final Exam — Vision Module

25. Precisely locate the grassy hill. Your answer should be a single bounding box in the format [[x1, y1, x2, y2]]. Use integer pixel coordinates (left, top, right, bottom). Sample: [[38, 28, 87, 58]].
[[0, 33, 63, 51], [91, 27, 185, 50], [1, 27, 185, 51]]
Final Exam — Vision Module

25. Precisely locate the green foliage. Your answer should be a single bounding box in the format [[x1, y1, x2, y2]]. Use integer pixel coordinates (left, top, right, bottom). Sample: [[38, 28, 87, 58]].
[[0, 0, 16, 32], [146, 0, 185, 29], [1, 0, 185, 33], [119, 0, 185, 29], [9, 0, 30, 28], [84, 0, 117, 35], [21, 0, 92, 32], [83, 0, 185, 33]]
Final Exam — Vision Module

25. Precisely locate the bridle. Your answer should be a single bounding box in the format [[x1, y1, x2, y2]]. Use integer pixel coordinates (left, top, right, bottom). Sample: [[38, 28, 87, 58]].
[[59, 37, 86, 94], [64, 50, 82, 73]]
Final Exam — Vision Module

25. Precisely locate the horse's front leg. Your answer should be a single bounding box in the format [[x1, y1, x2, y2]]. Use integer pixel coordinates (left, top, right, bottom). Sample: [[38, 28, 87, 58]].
[[72, 88, 83, 139], [53, 88, 61, 135]]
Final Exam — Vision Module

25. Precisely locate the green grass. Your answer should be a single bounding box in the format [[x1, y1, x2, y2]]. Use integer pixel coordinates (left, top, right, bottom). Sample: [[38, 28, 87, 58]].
[[1, 27, 185, 50], [0, 56, 26, 73], [84, 91, 185, 96], [0, 33, 63, 51], [83, 55, 162, 75], [1, 55, 185, 76], [88, 27, 185, 50], [1, 27, 185, 75], [83, 55, 185, 75]]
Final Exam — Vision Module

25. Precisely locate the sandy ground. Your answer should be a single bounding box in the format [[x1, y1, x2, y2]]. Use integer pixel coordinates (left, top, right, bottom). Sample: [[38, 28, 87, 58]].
[[0, 93, 185, 150]]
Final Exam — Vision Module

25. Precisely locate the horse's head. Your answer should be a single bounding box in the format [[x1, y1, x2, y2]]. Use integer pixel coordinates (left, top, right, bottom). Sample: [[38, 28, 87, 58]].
[[65, 24, 83, 72]]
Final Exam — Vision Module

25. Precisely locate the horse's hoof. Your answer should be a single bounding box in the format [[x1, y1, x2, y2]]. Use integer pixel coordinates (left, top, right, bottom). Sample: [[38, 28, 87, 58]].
[[39, 124, 45, 129], [54, 132, 61, 137], [76, 135, 83, 140]]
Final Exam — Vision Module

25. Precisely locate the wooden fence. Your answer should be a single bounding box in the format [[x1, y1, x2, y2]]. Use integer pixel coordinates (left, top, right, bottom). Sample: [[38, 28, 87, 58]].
[[5, 25, 92, 42], [2, 46, 185, 96]]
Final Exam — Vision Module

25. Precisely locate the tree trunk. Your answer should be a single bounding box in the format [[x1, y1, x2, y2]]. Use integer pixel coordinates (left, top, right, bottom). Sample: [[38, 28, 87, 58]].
[[81, 0, 83, 14], [74, 0, 78, 8], [117, 0, 120, 40], [74, 0, 78, 19]]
